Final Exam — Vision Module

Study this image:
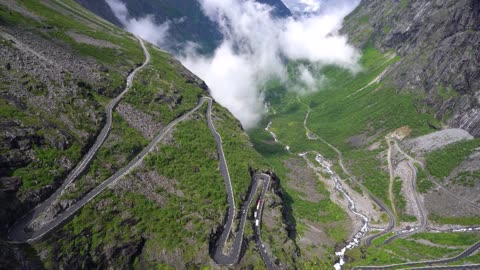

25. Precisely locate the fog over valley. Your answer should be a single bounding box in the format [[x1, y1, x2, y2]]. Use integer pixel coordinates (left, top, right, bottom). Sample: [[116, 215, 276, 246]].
[[106, 0, 361, 128]]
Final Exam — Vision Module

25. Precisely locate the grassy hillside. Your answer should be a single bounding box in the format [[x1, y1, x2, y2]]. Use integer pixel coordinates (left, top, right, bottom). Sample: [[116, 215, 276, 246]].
[[346, 232, 480, 268], [250, 45, 438, 206], [247, 39, 479, 266]]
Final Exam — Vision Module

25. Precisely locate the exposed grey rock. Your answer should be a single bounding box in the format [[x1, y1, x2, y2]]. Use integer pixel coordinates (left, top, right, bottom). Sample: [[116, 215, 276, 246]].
[[403, 128, 474, 155], [67, 31, 121, 49], [343, 0, 480, 136], [116, 103, 163, 139]]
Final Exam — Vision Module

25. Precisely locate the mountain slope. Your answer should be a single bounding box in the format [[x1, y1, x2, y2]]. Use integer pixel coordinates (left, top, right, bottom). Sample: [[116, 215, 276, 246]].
[[246, 0, 480, 268], [342, 0, 480, 137], [0, 0, 298, 268]]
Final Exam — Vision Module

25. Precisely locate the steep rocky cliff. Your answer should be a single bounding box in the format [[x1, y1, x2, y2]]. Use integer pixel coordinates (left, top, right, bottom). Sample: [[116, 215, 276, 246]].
[[343, 0, 480, 136]]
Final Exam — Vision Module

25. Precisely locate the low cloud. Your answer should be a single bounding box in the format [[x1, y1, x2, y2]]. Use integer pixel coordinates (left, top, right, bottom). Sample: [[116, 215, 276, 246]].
[[106, 0, 170, 47], [181, 0, 360, 128], [107, 0, 360, 129]]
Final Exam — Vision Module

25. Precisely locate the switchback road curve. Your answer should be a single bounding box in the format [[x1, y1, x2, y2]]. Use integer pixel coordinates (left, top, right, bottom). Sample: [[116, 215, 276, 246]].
[[9, 35, 150, 243], [9, 95, 209, 242], [383, 139, 428, 244], [253, 174, 276, 270], [9, 93, 272, 268]]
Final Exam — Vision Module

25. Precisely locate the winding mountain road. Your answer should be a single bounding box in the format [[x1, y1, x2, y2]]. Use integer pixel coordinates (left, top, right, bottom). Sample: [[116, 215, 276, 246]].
[[387, 139, 397, 216], [392, 140, 480, 211], [8, 44, 272, 265], [253, 174, 276, 270], [382, 139, 479, 243], [210, 159, 274, 266], [9, 95, 211, 242], [353, 240, 480, 269], [333, 142, 396, 246], [383, 139, 428, 244], [8, 35, 151, 243], [205, 97, 258, 266], [411, 264, 480, 270]]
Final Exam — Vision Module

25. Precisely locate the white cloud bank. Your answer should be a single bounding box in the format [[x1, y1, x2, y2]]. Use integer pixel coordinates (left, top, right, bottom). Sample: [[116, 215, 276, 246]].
[[106, 0, 360, 129], [282, 0, 360, 15], [106, 0, 170, 47], [181, 0, 360, 128]]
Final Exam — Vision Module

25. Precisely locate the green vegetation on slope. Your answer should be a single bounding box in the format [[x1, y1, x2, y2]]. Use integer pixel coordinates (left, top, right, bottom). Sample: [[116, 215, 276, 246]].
[[416, 164, 434, 193], [60, 112, 148, 200], [425, 138, 480, 179], [13, 143, 82, 191], [393, 176, 416, 222], [212, 103, 270, 206], [0, 0, 146, 194], [248, 43, 444, 266], [36, 110, 226, 268], [249, 127, 349, 265], [251, 44, 438, 204], [429, 214, 480, 226], [452, 170, 480, 187], [16, 0, 144, 96], [145, 110, 227, 213], [345, 234, 477, 268], [346, 232, 480, 268], [411, 232, 480, 246], [4, 0, 280, 268], [124, 45, 206, 126]]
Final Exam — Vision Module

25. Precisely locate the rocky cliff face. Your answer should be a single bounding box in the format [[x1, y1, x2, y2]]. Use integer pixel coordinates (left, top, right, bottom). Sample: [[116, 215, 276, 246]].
[[343, 0, 480, 136]]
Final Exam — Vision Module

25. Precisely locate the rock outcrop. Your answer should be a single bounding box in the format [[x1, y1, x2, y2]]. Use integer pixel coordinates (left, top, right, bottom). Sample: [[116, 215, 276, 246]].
[[343, 0, 480, 136]]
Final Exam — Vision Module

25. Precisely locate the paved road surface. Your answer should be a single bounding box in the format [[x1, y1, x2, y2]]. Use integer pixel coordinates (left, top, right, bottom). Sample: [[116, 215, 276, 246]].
[[354, 240, 480, 269], [9, 88, 272, 267], [384, 140, 428, 244], [253, 174, 276, 270], [331, 138, 396, 246], [393, 140, 480, 211], [208, 97, 269, 265], [411, 264, 480, 270], [9, 95, 209, 242], [8, 36, 150, 243]]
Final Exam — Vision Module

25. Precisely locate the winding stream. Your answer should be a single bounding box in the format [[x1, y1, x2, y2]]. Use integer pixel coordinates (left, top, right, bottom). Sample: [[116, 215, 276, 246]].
[[299, 101, 371, 269], [265, 99, 480, 269], [265, 113, 371, 269], [265, 121, 291, 152], [301, 152, 370, 270]]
